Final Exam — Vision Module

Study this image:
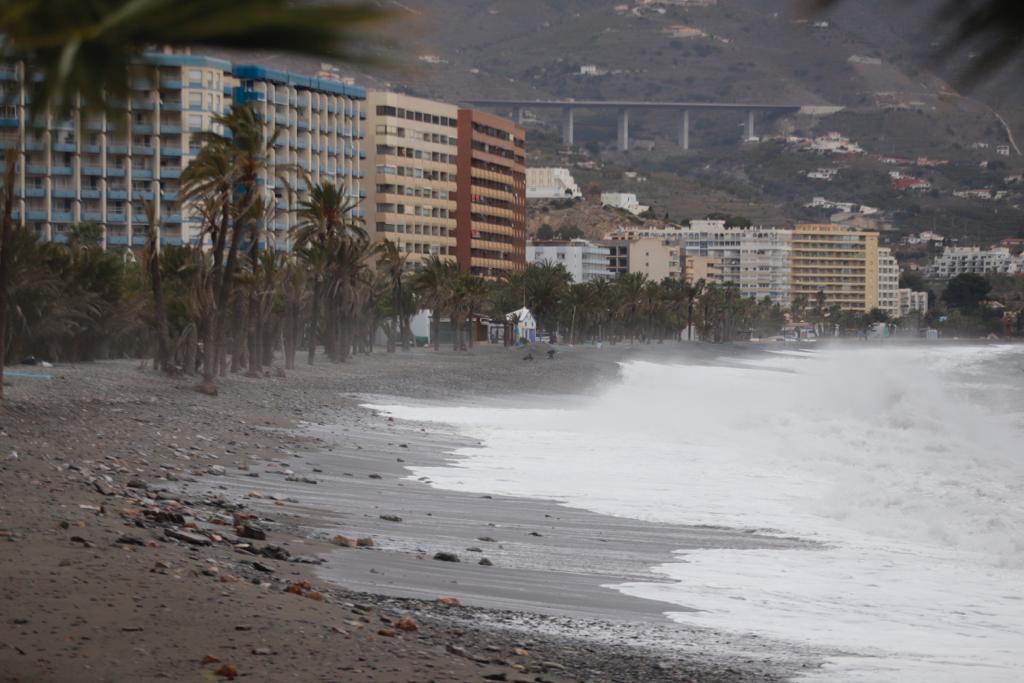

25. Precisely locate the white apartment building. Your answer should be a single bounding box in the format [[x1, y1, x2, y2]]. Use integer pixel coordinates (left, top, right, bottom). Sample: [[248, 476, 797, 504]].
[[527, 239, 611, 283], [878, 247, 900, 318], [605, 224, 687, 241], [0, 53, 366, 248], [526, 167, 582, 200], [925, 246, 1024, 278], [606, 219, 793, 305], [672, 220, 793, 306], [898, 288, 929, 318], [601, 192, 649, 216]]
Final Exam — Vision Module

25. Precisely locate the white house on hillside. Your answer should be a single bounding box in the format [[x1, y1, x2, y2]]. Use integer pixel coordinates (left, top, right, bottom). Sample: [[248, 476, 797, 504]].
[[526, 168, 583, 199], [601, 192, 649, 216]]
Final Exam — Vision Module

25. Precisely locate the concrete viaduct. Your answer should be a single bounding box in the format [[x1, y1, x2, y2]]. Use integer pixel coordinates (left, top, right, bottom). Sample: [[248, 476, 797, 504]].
[[462, 99, 811, 152]]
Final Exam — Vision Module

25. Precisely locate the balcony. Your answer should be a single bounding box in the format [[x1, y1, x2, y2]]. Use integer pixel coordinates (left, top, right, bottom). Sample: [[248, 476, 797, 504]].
[[106, 168, 125, 178], [107, 213, 126, 223], [132, 168, 153, 179], [107, 145, 128, 154], [53, 142, 76, 153], [52, 166, 73, 176], [160, 168, 182, 179], [160, 124, 181, 135], [160, 79, 182, 90], [52, 188, 75, 199], [82, 211, 102, 221], [161, 147, 182, 157], [26, 210, 46, 221], [52, 211, 73, 222], [82, 189, 101, 199], [132, 123, 153, 134]]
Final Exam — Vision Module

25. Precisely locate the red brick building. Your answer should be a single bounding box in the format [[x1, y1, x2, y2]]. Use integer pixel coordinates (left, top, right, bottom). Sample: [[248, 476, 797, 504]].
[[455, 110, 526, 277]]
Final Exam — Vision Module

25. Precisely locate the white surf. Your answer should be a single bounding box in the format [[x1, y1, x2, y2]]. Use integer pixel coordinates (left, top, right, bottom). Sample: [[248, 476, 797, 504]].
[[367, 344, 1024, 681]]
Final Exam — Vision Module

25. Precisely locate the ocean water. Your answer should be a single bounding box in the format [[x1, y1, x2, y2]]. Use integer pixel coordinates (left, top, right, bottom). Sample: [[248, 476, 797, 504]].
[[367, 344, 1024, 681]]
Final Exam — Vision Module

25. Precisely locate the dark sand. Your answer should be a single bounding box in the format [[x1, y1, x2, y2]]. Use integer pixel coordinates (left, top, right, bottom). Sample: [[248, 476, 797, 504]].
[[1, 343, 823, 682]]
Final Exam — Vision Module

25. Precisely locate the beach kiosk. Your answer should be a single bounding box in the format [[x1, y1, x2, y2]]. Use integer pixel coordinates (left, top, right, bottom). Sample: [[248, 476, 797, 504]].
[[506, 306, 537, 344]]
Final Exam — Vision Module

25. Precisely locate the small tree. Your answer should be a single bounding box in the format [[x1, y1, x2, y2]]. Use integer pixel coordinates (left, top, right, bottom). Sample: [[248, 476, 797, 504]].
[[943, 273, 991, 312]]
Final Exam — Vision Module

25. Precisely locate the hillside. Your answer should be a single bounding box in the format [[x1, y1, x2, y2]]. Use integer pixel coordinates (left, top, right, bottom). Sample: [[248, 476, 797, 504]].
[[232, 0, 1024, 244]]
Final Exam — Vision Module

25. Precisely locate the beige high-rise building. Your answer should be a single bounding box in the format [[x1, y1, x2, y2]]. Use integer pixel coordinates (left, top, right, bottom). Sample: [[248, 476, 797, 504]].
[[366, 92, 459, 267], [684, 254, 722, 286], [628, 238, 682, 281], [792, 224, 880, 312]]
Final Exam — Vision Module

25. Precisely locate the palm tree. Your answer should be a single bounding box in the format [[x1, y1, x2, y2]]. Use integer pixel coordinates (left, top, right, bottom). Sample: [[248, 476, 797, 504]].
[[280, 254, 307, 370], [0, 0, 388, 400], [292, 181, 364, 364], [683, 278, 706, 341], [329, 235, 378, 361], [0, 0, 387, 119], [183, 104, 276, 382], [524, 261, 571, 341], [413, 256, 458, 351], [616, 272, 648, 344], [141, 202, 172, 374], [456, 274, 490, 350], [377, 239, 410, 352], [0, 150, 20, 397]]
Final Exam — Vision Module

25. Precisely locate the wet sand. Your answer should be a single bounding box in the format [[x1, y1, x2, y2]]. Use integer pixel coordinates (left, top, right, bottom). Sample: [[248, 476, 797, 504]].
[[1, 343, 822, 682]]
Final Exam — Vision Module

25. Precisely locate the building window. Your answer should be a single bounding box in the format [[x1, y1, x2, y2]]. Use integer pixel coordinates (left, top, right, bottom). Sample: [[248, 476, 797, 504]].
[[187, 114, 203, 132], [188, 93, 202, 109]]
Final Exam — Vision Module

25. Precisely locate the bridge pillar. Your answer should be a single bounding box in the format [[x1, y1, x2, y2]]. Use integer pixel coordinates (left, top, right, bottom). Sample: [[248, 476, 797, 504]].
[[744, 110, 755, 142], [617, 108, 630, 152], [678, 109, 690, 150], [561, 107, 575, 146]]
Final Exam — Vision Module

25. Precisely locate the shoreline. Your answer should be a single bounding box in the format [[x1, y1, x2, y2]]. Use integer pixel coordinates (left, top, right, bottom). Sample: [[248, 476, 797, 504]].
[[1, 345, 820, 682]]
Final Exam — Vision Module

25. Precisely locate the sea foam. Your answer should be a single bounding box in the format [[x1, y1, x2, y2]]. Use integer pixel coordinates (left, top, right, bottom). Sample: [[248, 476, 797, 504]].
[[368, 344, 1024, 681]]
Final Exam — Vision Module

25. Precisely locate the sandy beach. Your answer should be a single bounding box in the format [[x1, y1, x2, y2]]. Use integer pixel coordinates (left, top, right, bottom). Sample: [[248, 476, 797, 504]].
[[0, 344, 818, 682]]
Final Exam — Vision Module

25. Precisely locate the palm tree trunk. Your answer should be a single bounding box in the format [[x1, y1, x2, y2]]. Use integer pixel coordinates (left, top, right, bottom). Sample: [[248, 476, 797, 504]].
[[183, 325, 198, 375], [261, 314, 277, 367], [307, 275, 321, 365], [231, 296, 246, 373], [0, 151, 17, 399], [246, 284, 261, 377], [387, 313, 397, 353], [338, 319, 351, 362], [283, 304, 296, 370], [216, 204, 246, 376], [148, 240, 173, 375], [198, 305, 218, 394], [325, 294, 339, 361]]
